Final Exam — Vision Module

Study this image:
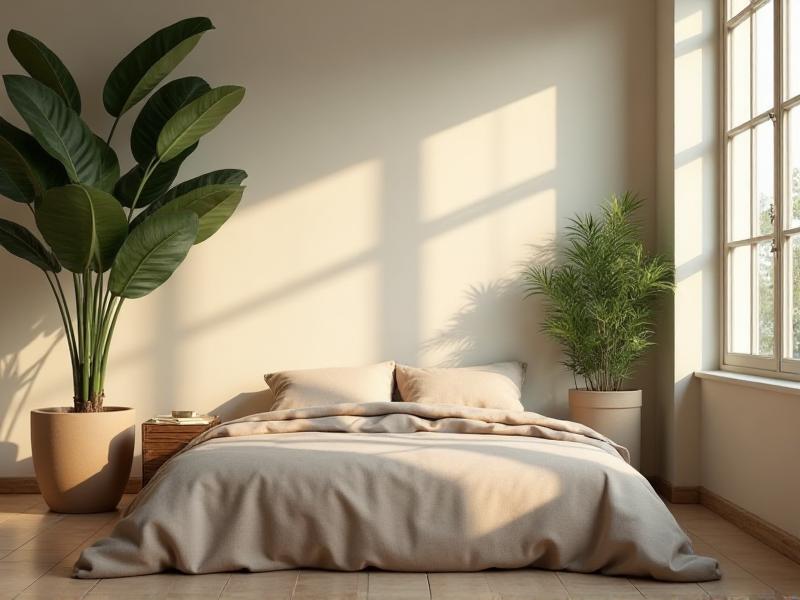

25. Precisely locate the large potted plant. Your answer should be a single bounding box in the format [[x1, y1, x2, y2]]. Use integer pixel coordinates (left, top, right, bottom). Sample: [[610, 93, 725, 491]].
[[0, 18, 247, 512], [523, 193, 673, 469]]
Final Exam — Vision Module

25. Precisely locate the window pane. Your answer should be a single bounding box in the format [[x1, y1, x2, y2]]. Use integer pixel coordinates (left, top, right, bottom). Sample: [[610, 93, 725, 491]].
[[791, 236, 800, 358], [755, 121, 774, 236], [730, 130, 752, 240], [788, 0, 800, 98], [730, 18, 752, 127], [788, 108, 800, 227], [730, 245, 752, 353], [729, 0, 748, 18], [754, 2, 774, 115], [756, 241, 774, 355]]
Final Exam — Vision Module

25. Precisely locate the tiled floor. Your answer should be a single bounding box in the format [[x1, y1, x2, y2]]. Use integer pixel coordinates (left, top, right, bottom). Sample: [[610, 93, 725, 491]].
[[0, 494, 798, 599]]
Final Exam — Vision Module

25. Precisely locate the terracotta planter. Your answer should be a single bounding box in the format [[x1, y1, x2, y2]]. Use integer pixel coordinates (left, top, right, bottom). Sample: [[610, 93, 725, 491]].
[[568, 389, 641, 469], [31, 407, 135, 513]]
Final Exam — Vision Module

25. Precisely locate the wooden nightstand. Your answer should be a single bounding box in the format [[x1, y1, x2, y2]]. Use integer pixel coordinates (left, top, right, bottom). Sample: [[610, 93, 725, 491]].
[[141, 416, 221, 486]]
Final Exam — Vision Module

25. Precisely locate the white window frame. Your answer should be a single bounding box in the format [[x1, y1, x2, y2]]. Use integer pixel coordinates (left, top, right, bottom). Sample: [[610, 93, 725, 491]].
[[721, 0, 800, 378]]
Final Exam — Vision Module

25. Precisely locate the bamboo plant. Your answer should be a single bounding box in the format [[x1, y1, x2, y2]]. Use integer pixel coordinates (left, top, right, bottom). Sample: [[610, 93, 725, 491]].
[[523, 193, 674, 391], [0, 18, 247, 411]]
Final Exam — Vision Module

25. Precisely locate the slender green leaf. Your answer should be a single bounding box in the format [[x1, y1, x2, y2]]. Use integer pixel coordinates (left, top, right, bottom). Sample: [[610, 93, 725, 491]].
[[7, 29, 81, 113], [114, 143, 196, 208], [132, 168, 247, 226], [94, 136, 119, 193], [109, 210, 198, 298], [0, 116, 67, 196], [3, 75, 100, 184], [0, 217, 60, 271], [103, 17, 214, 117], [134, 183, 243, 243], [157, 85, 244, 162], [131, 76, 209, 163], [36, 184, 127, 272]]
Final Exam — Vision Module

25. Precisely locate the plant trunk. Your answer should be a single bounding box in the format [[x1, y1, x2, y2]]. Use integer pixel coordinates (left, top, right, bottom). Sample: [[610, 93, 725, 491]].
[[74, 392, 105, 413]]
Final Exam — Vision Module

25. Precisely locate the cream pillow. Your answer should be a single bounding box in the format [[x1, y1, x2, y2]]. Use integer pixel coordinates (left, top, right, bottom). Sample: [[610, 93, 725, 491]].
[[395, 362, 526, 411], [264, 361, 396, 411]]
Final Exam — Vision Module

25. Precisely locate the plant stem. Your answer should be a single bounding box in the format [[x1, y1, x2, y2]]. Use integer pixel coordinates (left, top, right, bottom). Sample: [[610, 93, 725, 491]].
[[73, 273, 84, 388], [96, 297, 124, 396], [126, 158, 158, 222], [81, 272, 93, 408], [53, 273, 79, 372], [93, 271, 104, 352], [88, 271, 104, 397], [92, 288, 115, 398], [44, 271, 79, 397], [106, 117, 119, 146], [53, 273, 80, 396]]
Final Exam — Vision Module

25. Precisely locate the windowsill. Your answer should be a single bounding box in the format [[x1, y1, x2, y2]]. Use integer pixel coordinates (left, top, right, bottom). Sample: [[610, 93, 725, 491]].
[[694, 370, 800, 396]]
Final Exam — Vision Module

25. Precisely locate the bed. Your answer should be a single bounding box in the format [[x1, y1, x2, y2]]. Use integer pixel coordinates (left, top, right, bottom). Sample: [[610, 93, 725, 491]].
[[74, 401, 720, 582]]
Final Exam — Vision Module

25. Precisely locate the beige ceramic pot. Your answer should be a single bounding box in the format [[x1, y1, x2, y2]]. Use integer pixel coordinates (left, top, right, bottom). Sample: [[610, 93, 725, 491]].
[[31, 407, 135, 513], [568, 389, 641, 470]]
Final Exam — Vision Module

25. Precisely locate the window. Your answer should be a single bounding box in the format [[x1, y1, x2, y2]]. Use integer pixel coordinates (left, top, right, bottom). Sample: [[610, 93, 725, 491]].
[[723, 0, 800, 376]]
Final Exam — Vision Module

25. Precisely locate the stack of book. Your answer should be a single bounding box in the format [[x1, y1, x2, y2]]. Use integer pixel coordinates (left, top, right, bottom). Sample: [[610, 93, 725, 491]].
[[151, 414, 216, 425]]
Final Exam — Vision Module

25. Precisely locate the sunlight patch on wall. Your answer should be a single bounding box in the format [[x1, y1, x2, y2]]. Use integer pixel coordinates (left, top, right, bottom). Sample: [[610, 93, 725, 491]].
[[674, 157, 704, 269], [182, 261, 382, 402], [420, 87, 557, 222], [675, 9, 703, 44], [674, 270, 704, 380], [675, 48, 704, 154], [178, 159, 383, 330]]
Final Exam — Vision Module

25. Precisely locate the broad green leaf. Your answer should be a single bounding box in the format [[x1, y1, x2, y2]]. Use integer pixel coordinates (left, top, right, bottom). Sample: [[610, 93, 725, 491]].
[[134, 184, 243, 243], [7, 30, 81, 113], [0, 136, 35, 202], [109, 210, 198, 298], [131, 76, 209, 164], [0, 217, 60, 271], [157, 85, 244, 162], [36, 184, 127, 272], [114, 143, 196, 208], [3, 75, 100, 184], [132, 168, 247, 226], [0, 117, 67, 195], [191, 187, 243, 243], [103, 17, 214, 117], [94, 136, 120, 193], [163, 168, 247, 201]]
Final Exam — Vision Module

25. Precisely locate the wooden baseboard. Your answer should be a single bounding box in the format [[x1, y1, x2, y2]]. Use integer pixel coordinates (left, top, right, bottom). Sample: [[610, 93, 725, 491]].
[[0, 477, 40, 493], [699, 487, 800, 565], [647, 475, 700, 504], [0, 477, 142, 494]]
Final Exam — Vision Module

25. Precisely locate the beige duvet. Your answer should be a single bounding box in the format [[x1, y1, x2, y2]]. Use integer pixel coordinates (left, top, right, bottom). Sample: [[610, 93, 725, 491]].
[[74, 402, 719, 582]]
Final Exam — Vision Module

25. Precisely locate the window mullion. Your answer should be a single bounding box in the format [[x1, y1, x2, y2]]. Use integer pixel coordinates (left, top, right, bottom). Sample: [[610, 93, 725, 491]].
[[750, 10, 758, 355], [775, 0, 784, 364]]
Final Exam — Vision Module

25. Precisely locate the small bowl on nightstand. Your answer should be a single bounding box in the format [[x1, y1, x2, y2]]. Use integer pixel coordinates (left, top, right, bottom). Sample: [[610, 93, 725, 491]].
[[171, 410, 198, 418]]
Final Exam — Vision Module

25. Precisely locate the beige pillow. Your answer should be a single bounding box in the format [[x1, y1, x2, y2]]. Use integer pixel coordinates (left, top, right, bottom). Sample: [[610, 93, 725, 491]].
[[395, 362, 526, 411], [264, 361, 396, 411]]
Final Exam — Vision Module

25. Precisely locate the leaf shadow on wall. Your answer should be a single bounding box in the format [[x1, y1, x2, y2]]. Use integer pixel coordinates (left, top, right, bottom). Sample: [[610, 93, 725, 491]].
[[420, 242, 570, 417], [0, 238, 63, 472]]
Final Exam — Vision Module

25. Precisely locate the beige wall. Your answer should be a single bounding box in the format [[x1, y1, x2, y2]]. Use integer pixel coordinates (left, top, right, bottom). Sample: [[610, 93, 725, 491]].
[[701, 380, 800, 538], [0, 0, 657, 476]]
